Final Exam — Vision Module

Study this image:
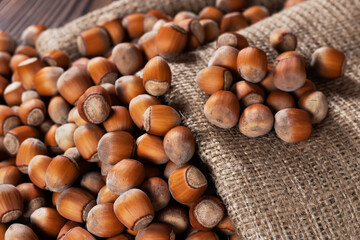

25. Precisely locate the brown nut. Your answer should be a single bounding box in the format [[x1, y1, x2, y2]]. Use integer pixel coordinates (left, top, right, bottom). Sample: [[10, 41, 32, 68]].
[[157, 204, 189, 234], [208, 46, 239, 73], [0, 31, 17, 54], [143, 105, 181, 136], [10, 54, 29, 72], [34, 66, 63, 96], [55, 123, 77, 151], [186, 230, 219, 240], [101, 83, 121, 106], [196, 66, 233, 95], [216, 32, 249, 50], [16, 138, 47, 174], [163, 126, 195, 166], [0, 75, 9, 97], [136, 133, 169, 165], [216, 0, 245, 13], [19, 98, 46, 126], [56, 187, 96, 223], [239, 104, 274, 138], [42, 49, 70, 69], [270, 29, 297, 53], [0, 51, 11, 77], [112, 43, 144, 75], [103, 106, 134, 133], [189, 195, 225, 230], [107, 159, 145, 195], [45, 155, 80, 192], [298, 90, 328, 124], [237, 46, 268, 83], [74, 124, 105, 162], [292, 79, 315, 99], [77, 27, 112, 57], [5, 223, 38, 240], [174, 11, 197, 23], [143, 56, 172, 96], [97, 131, 135, 165], [122, 13, 145, 39], [164, 160, 183, 179], [169, 165, 208, 205], [113, 188, 154, 231], [140, 177, 171, 211], [87, 57, 119, 85], [0, 184, 23, 223], [21, 90, 40, 103], [199, 19, 220, 44], [129, 94, 161, 129], [71, 57, 89, 70], [48, 96, 71, 125], [156, 23, 188, 59], [199, 6, 224, 25], [86, 203, 124, 238], [220, 12, 248, 33], [273, 56, 306, 92], [3, 125, 39, 155], [17, 58, 45, 90], [115, 75, 146, 105], [259, 64, 277, 92], [15, 45, 37, 57], [179, 18, 205, 50], [231, 81, 265, 107], [266, 90, 296, 113], [80, 172, 105, 195], [77, 85, 111, 124], [136, 223, 175, 240], [62, 226, 96, 240], [102, 18, 126, 45], [310, 46, 346, 79], [216, 214, 236, 235], [204, 90, 240, 129], [274, 108, 312, 143], [0, 105, 21, 136], [0, 166, 22, 185], [28, 155, 52, 189], [57, 67, 93, 104], [96, 185, 119, 204], [243, 6, 269, 24], [57, 221, 81, 240], [21, 25, 46, 47], [3, 82, 25, 106], [30, 207, 66, 238], [138, 30, 159, 60]]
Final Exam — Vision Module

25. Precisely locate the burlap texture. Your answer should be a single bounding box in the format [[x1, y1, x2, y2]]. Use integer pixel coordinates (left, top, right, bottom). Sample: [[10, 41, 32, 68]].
[[36, 0, 360, 239]]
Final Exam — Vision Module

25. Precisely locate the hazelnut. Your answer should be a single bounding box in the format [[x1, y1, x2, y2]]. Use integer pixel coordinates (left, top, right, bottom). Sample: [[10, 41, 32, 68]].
[[164, 160, 183, 179], [0, 166, 21, 185], [42, 49, 70, 69], [220, 12, 248, 33], [168, 165, 207, 205], [156, 23, 188, 59], [138, 30, 159, 60], [55, 123, 77, 151], [113, 188, 154, 231], [30, 207, 66, 237], [196, 66, 233, 95], [136, 223, 175, 240], [16, 138, 47, 174], [215, 0, 245, 13], [28, 155, 52, 189], [103, 106, 134, 133], [163, 126, 195, 166], [0, 184, 23, 223], [274, 108, 312, 143], [156, 204, 189, 234], [19, 98, 46, 126], [77, 85, 111, 124], [122, 13, 145, 39], [270, 29, 297, 53], [216, 214, 236, 235], [243, 6, 269, 24], [77, 27, 111, 57], [101, 18, 126, 45], [56, 187, 96, 222], [15, 45, 38, 57], [266, 90, 296, 113], [293, 79, 315, 99], [231, 81, 265, 107], [0, 105, 21, 136], [97, 131, 135, 165], [0, 31, 17, 54], [5, 223, 38, 240], [173, 11, 198, 23], [101, 82, 122, 106], [204, 90, 240, 129], [0, 75, 9, 96], [74, 124, 105, 162], [273, 56, 306, 92], [237, 46, 268, 83], [143, 56, 172, 96], [186, 230, 219, 240], [21, 90, 40, 103], [115, 75, 146, 105], [0, 51, 11, 77], [199, 19, 220, 43], [57, 221, 80, 240], [259, 64, 277, 92], [3, 125, 39, 155], [87, 57, 119, 85], [21, 25, 46, 47], [48, 96, 71, 124], [112, 42, 144, 75], [143, 105, 181, 136], [198, 6, 224, 25], [80, 172, 105, 195], [3, 82, 25, 106], [140, 177, 171, 211], [239, 104, 274, 138], [136, 133, 169, 165], [62, 226, 96, 240], [298, 90, 328, 124], [86, 203, 124, 238], [34, 66, 63, 96], [208, 46, 239, 73], [310, 46, 346, 79], [96, 185, 119, 204], [216, 32, 249, 50], [179, 18, 205, 50], [107, 159, 145, 195], [17, 57, 45, 90]]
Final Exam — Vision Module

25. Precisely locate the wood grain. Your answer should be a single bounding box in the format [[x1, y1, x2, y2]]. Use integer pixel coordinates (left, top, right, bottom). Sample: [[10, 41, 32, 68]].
[[0, 0, 113, 42]]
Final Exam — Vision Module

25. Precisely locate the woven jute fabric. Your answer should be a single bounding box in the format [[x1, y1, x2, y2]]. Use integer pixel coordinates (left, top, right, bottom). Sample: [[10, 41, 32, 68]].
[[36, 0, 360, 239]]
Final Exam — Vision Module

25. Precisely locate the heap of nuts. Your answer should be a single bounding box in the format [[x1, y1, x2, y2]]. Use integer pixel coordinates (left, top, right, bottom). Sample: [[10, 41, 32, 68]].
[[77, 0, 270, 62], [0, 0, 285, 239], [197, 28, 346, 143]]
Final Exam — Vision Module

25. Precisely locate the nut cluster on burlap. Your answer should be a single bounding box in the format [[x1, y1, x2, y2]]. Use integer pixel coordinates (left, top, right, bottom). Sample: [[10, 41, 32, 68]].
[[36, 0, 360, 239]]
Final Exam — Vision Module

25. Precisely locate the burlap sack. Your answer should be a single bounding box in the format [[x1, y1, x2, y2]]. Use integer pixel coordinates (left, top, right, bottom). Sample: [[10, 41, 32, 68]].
[[36, 0, 360, 239]]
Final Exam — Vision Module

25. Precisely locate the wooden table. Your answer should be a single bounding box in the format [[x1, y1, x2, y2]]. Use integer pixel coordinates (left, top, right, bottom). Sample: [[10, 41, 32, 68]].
[[0, 0, 113, 41]]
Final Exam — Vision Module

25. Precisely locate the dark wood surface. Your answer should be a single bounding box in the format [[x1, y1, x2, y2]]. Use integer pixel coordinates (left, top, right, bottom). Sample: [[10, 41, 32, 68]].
[[0, 0, 113, 41]]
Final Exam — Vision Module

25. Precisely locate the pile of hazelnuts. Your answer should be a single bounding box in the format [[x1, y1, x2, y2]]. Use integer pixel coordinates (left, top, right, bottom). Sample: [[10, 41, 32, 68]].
[[0, 0, 279, 239], [197, 28, 346, 143]]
